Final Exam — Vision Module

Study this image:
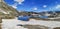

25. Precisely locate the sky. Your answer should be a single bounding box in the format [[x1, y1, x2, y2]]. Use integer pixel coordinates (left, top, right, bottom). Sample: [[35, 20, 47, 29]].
[[4, 0, 60, 12]]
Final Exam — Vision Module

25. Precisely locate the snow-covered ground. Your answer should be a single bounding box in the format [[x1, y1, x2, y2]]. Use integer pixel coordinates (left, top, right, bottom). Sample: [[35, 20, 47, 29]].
[[2, 18, 28, 29], [1, 17, 60, 29]]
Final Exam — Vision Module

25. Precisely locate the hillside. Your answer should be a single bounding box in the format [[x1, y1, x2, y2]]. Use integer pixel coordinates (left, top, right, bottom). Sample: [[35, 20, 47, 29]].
[[0, 0, 19, 19]]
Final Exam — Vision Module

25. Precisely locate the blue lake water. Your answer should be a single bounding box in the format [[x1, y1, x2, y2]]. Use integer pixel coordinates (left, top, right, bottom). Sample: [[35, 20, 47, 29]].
[[18, 16, 30, 21], [39, 16, 48, 18], [18, 16, 48, 21]]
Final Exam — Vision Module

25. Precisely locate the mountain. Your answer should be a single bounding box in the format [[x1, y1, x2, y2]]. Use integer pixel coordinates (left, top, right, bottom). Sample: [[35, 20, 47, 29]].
[[0, 0, 19, 19]]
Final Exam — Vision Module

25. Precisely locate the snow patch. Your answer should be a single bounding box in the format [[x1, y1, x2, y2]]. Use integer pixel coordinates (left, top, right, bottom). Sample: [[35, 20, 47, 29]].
[[2, 18, 60, 29]]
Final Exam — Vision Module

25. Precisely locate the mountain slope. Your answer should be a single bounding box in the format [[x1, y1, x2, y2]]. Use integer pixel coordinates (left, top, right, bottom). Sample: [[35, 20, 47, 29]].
[[0, 0, 19, 19]]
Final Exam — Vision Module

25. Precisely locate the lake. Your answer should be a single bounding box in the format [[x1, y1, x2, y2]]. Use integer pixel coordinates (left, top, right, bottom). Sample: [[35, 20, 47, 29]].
[[18, 15, 48, 21]]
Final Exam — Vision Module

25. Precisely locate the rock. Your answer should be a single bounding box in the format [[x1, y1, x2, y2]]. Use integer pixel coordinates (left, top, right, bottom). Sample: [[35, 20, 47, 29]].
[[0, 18, 2, 23], [53, 27, 60, 29], [22, 25, 49, 29]]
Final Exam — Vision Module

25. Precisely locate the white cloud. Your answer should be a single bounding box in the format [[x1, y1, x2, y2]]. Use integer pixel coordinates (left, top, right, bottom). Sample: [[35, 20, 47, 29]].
[[11, 3, 17, 9], [12, 6, 17, 9], [19, 2, 22, 4], [14, 0, 24, 4], [56, 5, 60, 9], [43, 5, 47, 8], [33, 7, 38, 10], [10, 0, 24, 9]]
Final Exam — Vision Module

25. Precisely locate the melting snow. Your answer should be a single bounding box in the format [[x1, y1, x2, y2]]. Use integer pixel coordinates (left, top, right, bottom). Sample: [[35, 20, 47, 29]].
[[2, 18, 60, 29]]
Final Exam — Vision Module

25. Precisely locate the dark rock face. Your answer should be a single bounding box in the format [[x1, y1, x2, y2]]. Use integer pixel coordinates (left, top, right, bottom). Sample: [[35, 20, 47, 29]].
[[0, 18, 2, 23], [0, 23, 2, 29]]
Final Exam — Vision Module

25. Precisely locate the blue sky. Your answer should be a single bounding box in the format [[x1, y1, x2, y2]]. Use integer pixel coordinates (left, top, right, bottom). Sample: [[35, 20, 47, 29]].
[[4, 0, 60, 12]]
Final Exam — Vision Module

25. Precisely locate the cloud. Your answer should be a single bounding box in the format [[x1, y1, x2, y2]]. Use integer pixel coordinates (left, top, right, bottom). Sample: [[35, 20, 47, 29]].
[[33, 7, 38, 10], [14, 0, 24, 4], [43, 5, 47, 8], [56, 5, 60, 9], [19, 2, 22, 4], [10, 0, 24, 9], [12, 6, 17, 9], [11, 3, 17, 9]]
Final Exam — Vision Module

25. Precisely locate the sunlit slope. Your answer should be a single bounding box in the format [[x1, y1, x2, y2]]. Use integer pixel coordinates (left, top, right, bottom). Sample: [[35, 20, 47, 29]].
[[0, 0, 19, 19]]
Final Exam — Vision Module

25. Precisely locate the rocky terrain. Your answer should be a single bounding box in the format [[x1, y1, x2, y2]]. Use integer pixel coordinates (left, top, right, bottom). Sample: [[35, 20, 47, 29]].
[[0, 0, 19, 19]]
